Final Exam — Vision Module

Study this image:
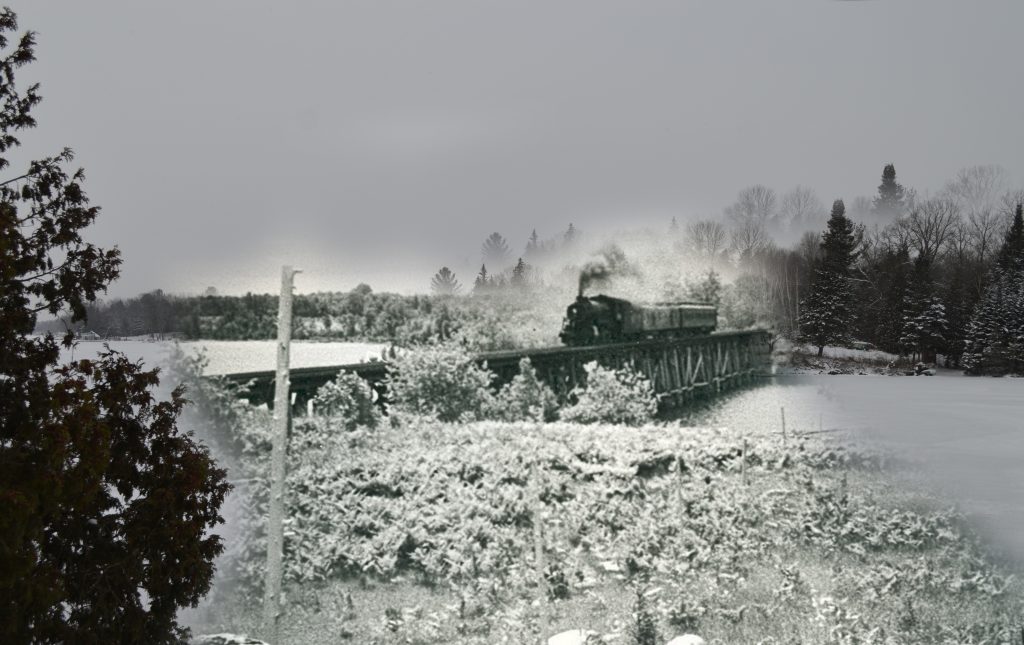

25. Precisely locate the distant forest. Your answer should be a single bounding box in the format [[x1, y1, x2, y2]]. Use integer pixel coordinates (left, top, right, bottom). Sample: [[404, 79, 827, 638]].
[[40, 163, 1024, 373]]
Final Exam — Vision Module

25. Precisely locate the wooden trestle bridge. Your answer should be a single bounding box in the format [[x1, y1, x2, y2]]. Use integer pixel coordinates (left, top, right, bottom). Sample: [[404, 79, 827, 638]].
[[219, 330, 772, 415]]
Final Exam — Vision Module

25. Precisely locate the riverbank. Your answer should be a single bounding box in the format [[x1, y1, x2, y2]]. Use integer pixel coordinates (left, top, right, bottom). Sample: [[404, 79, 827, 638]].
[[184, 406, 1024, 644]]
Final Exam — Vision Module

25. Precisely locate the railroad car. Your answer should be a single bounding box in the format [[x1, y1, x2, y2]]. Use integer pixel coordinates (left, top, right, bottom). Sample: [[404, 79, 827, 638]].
[[559, 294, 717, 346]]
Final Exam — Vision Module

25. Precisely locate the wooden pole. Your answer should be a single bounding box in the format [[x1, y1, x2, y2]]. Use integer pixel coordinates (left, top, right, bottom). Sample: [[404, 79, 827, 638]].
[[531, 457, 548, 644], [780, 406, 787, 448], [263, 265, 298, 642]]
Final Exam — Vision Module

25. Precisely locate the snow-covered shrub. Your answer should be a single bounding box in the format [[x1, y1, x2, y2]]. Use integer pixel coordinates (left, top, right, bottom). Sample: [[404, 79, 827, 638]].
[[560, 361, 657, 426], [311, 370, 380, 430], [486, 358, 559, 422], [386, 343, 494, 422]]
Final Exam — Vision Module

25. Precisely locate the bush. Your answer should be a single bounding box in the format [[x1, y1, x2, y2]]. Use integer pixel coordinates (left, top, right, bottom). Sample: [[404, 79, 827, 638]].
[[561, 361, 658, 426], [486, 358, 559, 422], [386, 344, 494, 422], [311, 370, 381, 430]]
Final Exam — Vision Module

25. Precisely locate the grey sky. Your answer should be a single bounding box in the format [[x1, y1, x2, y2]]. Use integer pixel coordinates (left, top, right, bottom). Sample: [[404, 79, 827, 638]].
[[16, 1, 1024, 296]]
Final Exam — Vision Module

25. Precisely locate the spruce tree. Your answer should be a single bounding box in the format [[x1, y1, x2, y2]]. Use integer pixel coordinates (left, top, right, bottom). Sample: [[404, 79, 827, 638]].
[[430, 267, 462, 295], [524, 228, 540, 259], [481, 232, 510, 269], [799, 200, 858, 356], [873, 163, 906, 217], [563, 222, 578, 246], [511, 257, 528, 288], [472, 264, 490, 295], [963, 203, 1024, 374]]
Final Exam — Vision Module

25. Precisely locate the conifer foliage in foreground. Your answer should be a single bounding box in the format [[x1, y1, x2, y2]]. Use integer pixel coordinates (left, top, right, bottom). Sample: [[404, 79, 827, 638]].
[[0, 10, 229, 642]]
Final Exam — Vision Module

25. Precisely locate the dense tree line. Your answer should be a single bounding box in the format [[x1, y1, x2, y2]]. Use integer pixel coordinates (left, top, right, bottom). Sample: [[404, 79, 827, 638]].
[[709, 164, 1022, 372]]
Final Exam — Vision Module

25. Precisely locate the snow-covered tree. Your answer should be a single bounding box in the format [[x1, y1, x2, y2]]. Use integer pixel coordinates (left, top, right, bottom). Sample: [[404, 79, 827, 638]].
[[798, 200, 858, 355], [899, 297, 948, 363], [962, 203, 1024, 374]]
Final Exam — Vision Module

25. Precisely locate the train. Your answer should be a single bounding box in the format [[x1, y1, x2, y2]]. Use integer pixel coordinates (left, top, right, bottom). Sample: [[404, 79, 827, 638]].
[[559, 294, 718, 346]]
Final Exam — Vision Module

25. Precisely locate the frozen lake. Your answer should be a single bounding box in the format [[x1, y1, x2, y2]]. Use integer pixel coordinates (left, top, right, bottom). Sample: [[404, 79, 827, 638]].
[[57, 339, 385, 375], [689, 372, 1024, 561]]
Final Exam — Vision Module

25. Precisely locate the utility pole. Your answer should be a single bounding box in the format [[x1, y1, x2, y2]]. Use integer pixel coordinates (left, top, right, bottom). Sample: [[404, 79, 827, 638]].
[[263, 265, 299, 642]]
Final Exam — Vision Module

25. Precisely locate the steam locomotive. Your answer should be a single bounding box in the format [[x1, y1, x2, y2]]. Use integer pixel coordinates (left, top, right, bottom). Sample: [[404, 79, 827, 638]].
[[559, 294, 718, 346]]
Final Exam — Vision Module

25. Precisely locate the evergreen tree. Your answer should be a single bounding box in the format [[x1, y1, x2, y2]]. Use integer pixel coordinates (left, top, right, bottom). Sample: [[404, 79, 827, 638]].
[[669, 216, 679, 234], [471, 262, 491, 294], [995, 203, 1024, 271], [0, 11, 229, 640], [873, 163, 906, 217], [563, 222, 578, 246], [798, 200, 858, 356], [868, 245, 912, 352], [472, 264, 491, 295], [481, 232, 510, 269], [963, 203, 1024, 374], [524, 228, 540, 258], [430, 267, 462, 295], [511, 257, 528, 288], [899, 297, 948, 363]]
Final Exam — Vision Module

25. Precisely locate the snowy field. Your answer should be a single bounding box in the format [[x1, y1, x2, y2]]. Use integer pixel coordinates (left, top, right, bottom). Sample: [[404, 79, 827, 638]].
[[692, 372, 1024, 560], [57, 339, 385, 375]]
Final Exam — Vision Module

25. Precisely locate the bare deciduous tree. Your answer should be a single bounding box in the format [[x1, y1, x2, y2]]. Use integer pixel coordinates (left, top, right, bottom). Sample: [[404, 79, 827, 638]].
[[684, 219, 728, 258], [729, 218, 770, 261], [725, 184, 777, 226], [777, 186, 824, 230], [900, 198, 961, 263], [966, 209, 1004, 265], [943, 164, 1008, 217]]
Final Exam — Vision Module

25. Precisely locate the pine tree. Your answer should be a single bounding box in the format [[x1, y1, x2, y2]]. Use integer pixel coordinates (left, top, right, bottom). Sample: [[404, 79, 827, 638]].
[[481, 232, 510, 269], [472, 264, 491, 295], [873, 163, 906, 217], [524, 228, 540, 259], [511, 257, 528, 289], [798, 200, 858, 356], [899, 297, 948, 363], [430, 267, 462, 295], [0, 11, 229, 640], [669, 216, 679, 234], [963, 203, 1024, 374], [563, 222, 578, 247], [995, 203, 1024, 271]]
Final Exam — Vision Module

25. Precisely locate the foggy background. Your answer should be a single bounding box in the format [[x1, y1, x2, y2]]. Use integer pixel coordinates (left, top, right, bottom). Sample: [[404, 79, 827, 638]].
[[15, 0, 1024, 296]]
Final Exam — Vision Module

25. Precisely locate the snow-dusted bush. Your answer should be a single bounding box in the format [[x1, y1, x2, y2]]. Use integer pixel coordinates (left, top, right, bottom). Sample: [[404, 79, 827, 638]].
[[386, 343, 494, 422], [560, 361, 658, 426], [311, 370, 380, 430], [486, 358, 559, 422]]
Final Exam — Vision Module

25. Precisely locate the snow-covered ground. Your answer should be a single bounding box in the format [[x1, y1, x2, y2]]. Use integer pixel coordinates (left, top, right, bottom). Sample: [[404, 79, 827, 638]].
[[794, 343, 898, 363], [57, 339, 385, 375], [689, 373, 1024, 560]]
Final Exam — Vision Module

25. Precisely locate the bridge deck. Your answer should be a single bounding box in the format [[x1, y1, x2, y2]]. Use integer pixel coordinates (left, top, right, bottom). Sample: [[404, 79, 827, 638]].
[[214, 330, 771, 412]]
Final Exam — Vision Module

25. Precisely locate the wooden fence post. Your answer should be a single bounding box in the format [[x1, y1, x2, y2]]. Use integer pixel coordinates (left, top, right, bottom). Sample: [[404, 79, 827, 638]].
[[263, 265, 299, 642]]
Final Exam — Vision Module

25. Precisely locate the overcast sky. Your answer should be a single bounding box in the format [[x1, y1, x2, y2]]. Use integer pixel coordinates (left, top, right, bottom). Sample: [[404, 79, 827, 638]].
[[15, 1, 1024, 297]]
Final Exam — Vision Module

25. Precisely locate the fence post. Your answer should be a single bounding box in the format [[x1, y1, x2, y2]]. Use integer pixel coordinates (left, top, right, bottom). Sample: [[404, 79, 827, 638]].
[[263, 265, 299, 642]]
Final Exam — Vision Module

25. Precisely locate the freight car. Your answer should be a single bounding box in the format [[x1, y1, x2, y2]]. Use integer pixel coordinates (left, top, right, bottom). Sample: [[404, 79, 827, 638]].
[[559, 294, 717, 346]]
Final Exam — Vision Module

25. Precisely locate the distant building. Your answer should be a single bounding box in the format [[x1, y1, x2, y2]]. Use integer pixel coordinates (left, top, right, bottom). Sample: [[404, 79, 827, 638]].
[[77, 330, 102, 341]]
